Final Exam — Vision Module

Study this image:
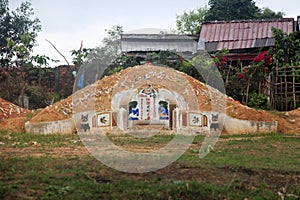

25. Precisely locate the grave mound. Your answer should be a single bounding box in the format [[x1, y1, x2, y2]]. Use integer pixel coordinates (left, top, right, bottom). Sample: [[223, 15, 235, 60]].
[[0, 97, 31, 132], [28, 65, 299, 134]]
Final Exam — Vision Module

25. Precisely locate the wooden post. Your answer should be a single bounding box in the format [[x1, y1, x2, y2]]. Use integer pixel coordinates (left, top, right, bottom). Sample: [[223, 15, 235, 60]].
[[284, 66, 288, 111], [274, 62, 278, 109], [292, 66, 296, 109]]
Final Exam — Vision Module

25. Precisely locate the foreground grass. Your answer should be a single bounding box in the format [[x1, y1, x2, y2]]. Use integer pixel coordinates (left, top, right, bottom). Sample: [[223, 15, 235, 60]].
[[181, 133, 300, 171], [0, 130, 299, 199]]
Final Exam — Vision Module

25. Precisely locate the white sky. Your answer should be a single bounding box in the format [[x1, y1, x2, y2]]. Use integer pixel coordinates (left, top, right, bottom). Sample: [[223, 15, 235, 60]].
[[10, 0, 300, 66]]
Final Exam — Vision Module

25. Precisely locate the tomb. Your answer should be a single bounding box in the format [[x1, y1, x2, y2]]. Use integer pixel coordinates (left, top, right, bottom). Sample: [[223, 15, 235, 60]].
[[90, 65, 211, 134], [25, 64, 279, 134], [95, 84, 209, 132]]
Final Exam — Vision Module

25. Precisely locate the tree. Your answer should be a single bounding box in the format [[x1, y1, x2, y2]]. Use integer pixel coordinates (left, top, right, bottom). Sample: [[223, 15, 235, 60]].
[[70, 42, 93, 71], [0, 0, 41, 67], [271, 28, 300, 67], [204, 0, 260, 21], [0, 1, 60, 109], [177, 2, 284, 36], [89, 25, 123, 61], [176, 6, 208, 35], [256, 7, 285, 19], [73, 25, 138, 89]]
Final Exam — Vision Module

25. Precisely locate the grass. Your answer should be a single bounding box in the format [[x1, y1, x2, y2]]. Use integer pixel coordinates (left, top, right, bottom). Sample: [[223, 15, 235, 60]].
[[0, 130, 299, 199], [0, 129, 81, 148], [106, 133, 176, 146], [181, 133, 300, 171]]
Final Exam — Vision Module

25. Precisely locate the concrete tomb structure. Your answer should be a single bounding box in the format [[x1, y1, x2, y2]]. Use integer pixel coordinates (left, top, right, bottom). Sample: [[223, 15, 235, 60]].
[[96, 84, 209, 132]]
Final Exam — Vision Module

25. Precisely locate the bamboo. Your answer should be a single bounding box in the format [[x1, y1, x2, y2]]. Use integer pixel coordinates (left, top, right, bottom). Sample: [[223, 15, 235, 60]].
[[274, 61, 278, 109], [275, 92, 300, 95], [284, 67, 288, 111], [292, 67, 296, 109], [271, 64, 300, 110]]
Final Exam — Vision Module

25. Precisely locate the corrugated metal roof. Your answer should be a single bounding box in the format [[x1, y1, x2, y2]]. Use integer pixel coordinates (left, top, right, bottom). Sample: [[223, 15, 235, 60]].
[[200, 18, 295, 51], [121, 34, 198, 53]]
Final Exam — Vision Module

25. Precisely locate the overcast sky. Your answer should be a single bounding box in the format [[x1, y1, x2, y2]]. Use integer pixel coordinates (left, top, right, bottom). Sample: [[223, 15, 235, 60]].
[[10, 0, 300, 66]]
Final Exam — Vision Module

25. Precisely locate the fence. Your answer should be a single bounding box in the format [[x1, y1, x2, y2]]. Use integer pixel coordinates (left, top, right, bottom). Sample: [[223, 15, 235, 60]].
[[271, 65, 300, 111]]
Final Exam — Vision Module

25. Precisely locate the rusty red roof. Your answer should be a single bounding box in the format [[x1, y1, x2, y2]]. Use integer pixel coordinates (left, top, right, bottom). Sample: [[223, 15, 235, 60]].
[[200, 18, 295, 51]]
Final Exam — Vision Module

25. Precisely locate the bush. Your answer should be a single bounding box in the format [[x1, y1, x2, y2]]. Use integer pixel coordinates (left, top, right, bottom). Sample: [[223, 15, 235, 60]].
[[247, 93, 269, 109]]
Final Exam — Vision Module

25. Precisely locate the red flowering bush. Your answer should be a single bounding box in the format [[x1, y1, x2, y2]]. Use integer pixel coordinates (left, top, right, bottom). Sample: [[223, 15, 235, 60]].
[[212, 50, 228, 69], [253, 51, 272, 66], [238, 73, 246, 79], [214, 55, 227, 68], [237, 51, 273, 81]]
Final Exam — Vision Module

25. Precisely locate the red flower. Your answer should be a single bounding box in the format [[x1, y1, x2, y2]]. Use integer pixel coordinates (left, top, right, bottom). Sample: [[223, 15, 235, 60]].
[[214, 55, 227, 69], [265, 55, 272, 65], [242, 67, 249, 72], [238, 73, 246, 79], [253, 51, 272, 65]]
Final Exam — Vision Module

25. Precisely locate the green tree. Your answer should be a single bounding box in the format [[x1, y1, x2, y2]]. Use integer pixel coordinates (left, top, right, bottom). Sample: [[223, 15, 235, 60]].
[[0, 0, 41, 67], [271, 28, 300, 67], [176, 6, 208, 35], [73, 25, 139, 88], [204, 0, 260, 21], [88, 25, 123, 63], [256, 7, 285, 19], [70, 46, 93, 71]]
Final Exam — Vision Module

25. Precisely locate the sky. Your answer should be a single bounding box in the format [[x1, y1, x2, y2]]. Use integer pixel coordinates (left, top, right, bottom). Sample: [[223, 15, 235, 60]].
[[10, 0, 300, 66]]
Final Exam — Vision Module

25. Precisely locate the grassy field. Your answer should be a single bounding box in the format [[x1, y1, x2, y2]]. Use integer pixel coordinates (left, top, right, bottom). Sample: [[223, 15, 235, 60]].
[[0, 130, 299, 199]]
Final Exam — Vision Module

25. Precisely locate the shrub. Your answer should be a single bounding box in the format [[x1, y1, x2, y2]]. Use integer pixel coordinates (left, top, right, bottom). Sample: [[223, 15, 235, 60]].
[[247, 93, 269, 109]]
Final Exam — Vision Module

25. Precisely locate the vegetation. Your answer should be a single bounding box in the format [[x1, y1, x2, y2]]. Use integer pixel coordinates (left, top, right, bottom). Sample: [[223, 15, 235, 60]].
[[256, 7, 285, 19], [0, 0, 41, 67], [72, 25, 139, 90], [247, 93, 269, 109], [207, 27, 300, 109], [271, 28, 300, 67], [0, 0, 59, 109], [176, 6, 208, 35], [204, 0, 284, 22], [0, 130, 299, 199], [204, 0, 260, 21], [176, 0, 284, 36]]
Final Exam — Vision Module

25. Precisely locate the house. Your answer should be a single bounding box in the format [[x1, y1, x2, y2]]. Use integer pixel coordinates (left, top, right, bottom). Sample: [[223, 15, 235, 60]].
[[199, 18, 296, 63], [121, 33, 199, 62]]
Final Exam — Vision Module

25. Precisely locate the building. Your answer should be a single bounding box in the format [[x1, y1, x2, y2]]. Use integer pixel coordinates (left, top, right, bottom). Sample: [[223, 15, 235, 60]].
[[199, 18, 296, 63], [121, 33, 199, 62]]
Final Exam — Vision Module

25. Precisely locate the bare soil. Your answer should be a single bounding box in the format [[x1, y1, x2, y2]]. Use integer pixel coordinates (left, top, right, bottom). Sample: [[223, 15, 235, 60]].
[[0, 97, 30, 119], [0, 97, 32, 132]]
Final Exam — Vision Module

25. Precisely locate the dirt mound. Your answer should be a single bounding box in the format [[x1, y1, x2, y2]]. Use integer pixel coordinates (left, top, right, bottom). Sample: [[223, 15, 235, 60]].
[[0, 97, 32, 132], [225, 98, 299, 133], [29, 97, 73, 123], [0, 97, 30, 119], [29, 68, 123, 123], [28, 65, 300, 134], [277, 108, 300, 133], [288, 107, 300, 116]]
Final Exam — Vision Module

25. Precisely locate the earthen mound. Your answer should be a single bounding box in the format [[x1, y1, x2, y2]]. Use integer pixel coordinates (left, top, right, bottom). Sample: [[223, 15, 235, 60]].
[[28, 65, 300, 134], [0, 97, 31, 132]]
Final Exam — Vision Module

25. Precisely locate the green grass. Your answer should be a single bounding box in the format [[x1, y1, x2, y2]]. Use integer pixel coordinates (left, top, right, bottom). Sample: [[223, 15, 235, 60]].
[[0, 156, 283, 200], [0, 131, 299, 199], [180, 133, 300, 171], [0, 129, 81, 148]]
